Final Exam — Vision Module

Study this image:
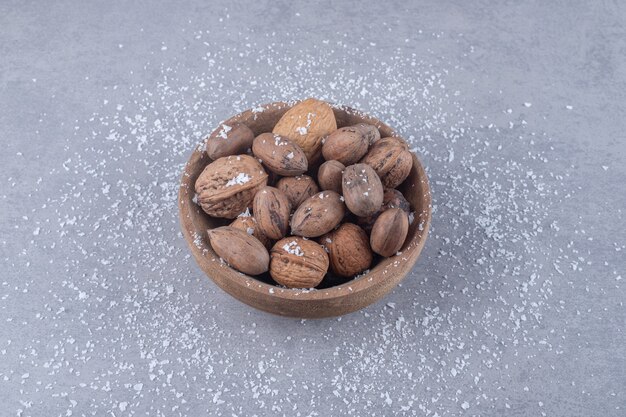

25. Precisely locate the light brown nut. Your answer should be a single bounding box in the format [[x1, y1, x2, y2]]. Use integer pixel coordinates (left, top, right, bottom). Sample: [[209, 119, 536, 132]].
[[253, 186, 291, 240], [194, 155, 268, 219], [270, 237, 329, 288], [290, 191, 345, 238], [272, 98, 337, 163], [230, 214, 271, 249], [342, 163, 384, 217], [317, 160, 345, 194], [207, 226, 269, 275], [205, 122, 254, 160], [252, 133, 308, 176], [275, 175, 319, 210], [357, 188, 411, 233], [321, 125, 370, 165], [319, 223, 372, 277], [370, 208, 409, 257], [360, 137, 413, 188]]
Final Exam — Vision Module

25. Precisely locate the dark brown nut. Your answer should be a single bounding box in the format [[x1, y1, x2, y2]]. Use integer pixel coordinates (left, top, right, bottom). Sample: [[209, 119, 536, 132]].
[[207, 226, 269, 275], [252, 133, 308, 176], [382, 188, 411, 213], [317, 160, 345, 193], [253, 186, 291, 240], [275, 175, 320, 210], [370, 208, 409, 257], [342, 163, 384, 217], [319, 223, 372, 277], [270, 237, 329, 288], [205, 122, 254, 160], [357, 188, 411, 233], [194, 155, 268, 219], [354, 123, 381, 145], [230, 214, 271, 249], [322, 125, 370, 165], [290, 191, 345, 237], [360, 137, 413, 188], [272, 98, 337, 162]]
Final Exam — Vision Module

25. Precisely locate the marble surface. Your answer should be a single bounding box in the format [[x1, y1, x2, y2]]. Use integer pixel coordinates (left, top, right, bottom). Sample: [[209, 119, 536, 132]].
[[1, 1, 625, 416]]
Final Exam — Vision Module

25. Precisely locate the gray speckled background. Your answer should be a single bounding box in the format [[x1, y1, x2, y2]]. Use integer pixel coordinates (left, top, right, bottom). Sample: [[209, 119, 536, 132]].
[[1, 1, 625, 416]]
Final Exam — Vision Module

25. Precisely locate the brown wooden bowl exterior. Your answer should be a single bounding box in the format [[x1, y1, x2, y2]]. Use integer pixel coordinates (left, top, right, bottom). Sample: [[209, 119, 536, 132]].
[[178, 101, 431, 318]]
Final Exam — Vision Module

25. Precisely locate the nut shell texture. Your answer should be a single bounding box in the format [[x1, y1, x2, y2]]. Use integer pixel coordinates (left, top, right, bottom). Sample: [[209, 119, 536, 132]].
[[360, 137, 413, 188], [252, 132, 308, 176], [194, 155, 268, 219], [357, 188, 411, 233], [276, 175, 319, 210], [207, 226, 269, 275], [270, 237, 329, 288], [317, 160, 345, 194], [205, 122, 255, 160], [272, 98, 337, 162], [322, 125, 370, 165], [253, 186, 291, 240], [230, 215, 270, 249], [354, 123, 381, 145], [291, 191, 345, 237], [370, 208, 409, 257], [342, 163, 384, 217], [321, 223, 372, 277]]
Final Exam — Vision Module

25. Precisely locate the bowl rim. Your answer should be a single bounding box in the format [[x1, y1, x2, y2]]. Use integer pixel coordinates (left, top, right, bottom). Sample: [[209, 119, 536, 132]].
[[178, 100, 432, 310]]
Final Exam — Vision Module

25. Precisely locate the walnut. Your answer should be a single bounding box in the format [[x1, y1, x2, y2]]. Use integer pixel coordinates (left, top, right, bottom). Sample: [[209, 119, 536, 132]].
[[360, 137, 412, 188], [270, 237, 329, 288], [319, 223, 372, 277], [194, 155, 268, 219]]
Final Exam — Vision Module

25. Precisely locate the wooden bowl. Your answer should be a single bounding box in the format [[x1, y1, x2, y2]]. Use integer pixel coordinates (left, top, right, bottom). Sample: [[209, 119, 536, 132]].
[[178, 101, 431, 318]]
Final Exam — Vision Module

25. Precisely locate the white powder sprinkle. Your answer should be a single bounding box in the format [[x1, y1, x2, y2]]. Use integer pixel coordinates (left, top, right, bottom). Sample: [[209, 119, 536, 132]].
[[225, 172, 250, 187], [4, 23, 607, 417], [282, 241, 304, 256], [217, 124, 232, 139]]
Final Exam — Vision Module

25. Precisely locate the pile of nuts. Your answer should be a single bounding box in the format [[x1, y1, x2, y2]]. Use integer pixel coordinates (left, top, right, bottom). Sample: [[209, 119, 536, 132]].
[[195, 98, 414, 289]]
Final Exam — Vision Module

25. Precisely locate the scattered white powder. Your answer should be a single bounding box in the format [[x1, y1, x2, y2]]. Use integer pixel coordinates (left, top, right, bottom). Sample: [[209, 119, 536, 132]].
[[218, 124, 232, 139], [225, 172, 250, 187], [237, 207, 252, 217], [282, 241, 304, 256], [286, 151, 294, 159], [296, 126, 307, 135], [3, 20, 616, 417]]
